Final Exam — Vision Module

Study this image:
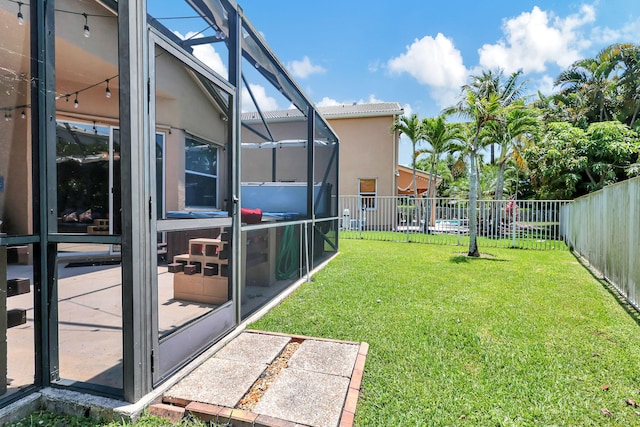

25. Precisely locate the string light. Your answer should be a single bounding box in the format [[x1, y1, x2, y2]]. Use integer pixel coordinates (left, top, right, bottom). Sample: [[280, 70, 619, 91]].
[[83, 13, 90, 38], [0, 105, 31, 119], [7, 0, 117, 32], [17, 2, 24, 25], [53, 75, 117, 111]]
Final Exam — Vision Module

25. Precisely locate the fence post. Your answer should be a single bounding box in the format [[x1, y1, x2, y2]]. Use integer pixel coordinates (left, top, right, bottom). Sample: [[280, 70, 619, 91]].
[[457, 201, 461, 246], [511, 199, 517, 247]]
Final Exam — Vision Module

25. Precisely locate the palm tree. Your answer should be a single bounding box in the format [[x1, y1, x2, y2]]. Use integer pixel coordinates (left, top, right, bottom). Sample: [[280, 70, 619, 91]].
[[555, 49, 618, 124], [607, 43, 640, 128], [420, 116, 462, 231], [444, 86, 503, 257], [392, 114, 424, 200], [485, 102, 539, 201]]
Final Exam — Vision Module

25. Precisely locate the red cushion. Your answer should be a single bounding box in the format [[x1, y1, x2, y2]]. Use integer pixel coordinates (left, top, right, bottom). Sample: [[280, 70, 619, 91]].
[[241, 208, 262, 224]]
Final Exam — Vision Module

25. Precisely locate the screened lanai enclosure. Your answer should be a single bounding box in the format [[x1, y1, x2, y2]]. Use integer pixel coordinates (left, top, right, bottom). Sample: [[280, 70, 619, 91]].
[[0, 0, 338, 405]]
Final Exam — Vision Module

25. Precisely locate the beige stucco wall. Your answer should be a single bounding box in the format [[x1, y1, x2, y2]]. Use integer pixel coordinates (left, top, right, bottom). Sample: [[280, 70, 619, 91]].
[[240, 114, 399, 200], [241, 120, 308, 182], [155, 49, 229, 212], [0, 106, 32, 236], [327, 115, 398, 198], [155, 49, 227, 145]]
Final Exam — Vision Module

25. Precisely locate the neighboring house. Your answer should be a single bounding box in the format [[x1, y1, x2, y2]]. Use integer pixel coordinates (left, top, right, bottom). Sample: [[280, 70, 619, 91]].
[[396, 164, 442, 196], [319, 103, 404, 200], [242, 101, 404, 200], [242, 103, 449, 231]]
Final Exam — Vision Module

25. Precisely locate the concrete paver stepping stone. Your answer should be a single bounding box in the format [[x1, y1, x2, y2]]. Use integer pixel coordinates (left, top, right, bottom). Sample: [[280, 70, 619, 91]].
[[287, 339, 360, 377], [253, 368, 350, 427], [215, 332, 291, 365], [165, 358, 266, 408]]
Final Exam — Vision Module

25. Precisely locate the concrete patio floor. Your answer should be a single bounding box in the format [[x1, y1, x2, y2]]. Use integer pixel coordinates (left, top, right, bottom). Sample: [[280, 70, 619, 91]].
[[154, 330, 368, 427]]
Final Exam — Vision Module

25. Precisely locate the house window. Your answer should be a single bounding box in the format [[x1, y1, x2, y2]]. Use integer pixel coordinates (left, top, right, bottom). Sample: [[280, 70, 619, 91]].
[[185, 136, 218, 209], [359, 178, 377, 210]]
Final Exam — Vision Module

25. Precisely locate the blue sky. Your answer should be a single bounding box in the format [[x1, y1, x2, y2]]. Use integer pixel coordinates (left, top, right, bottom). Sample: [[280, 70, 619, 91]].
[[238, 0, 639, 165], [152, 1, 640, 166]]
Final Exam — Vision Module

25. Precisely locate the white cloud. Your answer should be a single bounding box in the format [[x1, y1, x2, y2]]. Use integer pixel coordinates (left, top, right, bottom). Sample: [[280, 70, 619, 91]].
[[316, 94, 387, 107], [174, 31, 227, 77], [478, 5, 595, 74], [591, 16, 640, 44], [242, 84, 279, 112], [387, 33, 469, 108], [316, 96, 342, 107], [534, 75, 557, 96], [402, 103, 413, 117], [388, 33, 468, 89], [357, 94, 384, 104], [287, 56, 326, 79]]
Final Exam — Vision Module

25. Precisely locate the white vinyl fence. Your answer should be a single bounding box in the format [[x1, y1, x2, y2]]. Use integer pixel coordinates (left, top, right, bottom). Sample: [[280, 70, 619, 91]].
[[562, 177, 640, 309], [339, 196, 571, 250]]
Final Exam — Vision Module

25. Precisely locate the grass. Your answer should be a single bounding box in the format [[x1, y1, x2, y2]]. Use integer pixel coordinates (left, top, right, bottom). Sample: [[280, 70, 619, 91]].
[[5, 411, 214, 426], [339, 230, 566, 250], [10, 239, 640, 426], [249, 239, 640, 426]]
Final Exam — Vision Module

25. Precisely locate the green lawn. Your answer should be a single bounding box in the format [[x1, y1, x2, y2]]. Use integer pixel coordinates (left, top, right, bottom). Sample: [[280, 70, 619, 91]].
[[4, 411, 210, 427], [250, 239, 640, 426]]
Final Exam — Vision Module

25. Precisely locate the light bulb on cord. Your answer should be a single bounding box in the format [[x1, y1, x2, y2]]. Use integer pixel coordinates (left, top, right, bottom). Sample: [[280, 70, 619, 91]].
[[17, 2, 24, 25], [105, 79, 111, 98], [74, 93, 79, 108], [21, 110, 26, 119], [83, 13, 90, 38]]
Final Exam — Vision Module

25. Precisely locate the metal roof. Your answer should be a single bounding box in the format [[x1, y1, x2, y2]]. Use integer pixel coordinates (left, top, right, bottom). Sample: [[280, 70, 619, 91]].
[[241, 102, 404, 122], [318, 102, 404, 118]]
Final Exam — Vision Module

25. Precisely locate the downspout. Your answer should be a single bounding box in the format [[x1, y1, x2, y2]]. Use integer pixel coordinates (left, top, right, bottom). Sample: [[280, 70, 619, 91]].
[[392, 114, 399, 234], [392, 114, 399, 197]]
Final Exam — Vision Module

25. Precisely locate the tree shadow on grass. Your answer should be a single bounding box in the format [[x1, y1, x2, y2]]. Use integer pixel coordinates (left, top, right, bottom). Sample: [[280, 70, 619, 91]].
[[449, 254, 509, 264]]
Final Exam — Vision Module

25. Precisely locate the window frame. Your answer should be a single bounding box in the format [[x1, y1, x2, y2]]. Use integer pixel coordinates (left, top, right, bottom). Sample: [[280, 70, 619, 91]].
[[184, 134, 219, 210], [358, 178, 377, 211]]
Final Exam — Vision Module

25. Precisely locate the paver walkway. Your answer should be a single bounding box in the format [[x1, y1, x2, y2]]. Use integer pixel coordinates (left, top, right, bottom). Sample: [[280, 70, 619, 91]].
[[153, 330, 368, 427]]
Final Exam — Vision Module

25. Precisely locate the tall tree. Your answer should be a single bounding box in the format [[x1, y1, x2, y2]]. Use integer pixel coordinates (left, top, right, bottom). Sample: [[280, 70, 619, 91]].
[[485, 103, 539, 201], [555, 48, 618, 124], [583, 121, 640, 191], [607, 43, 640, 128], [392, 114, 424, 200], [465, 69, 526, 164], [420, 116, 462, 230], [444, 88, 503, 257], [524, 122, 588, 199]]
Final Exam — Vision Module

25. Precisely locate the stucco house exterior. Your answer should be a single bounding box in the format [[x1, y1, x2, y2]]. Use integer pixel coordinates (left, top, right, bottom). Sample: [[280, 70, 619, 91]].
[[243, 103, 445, 231], [243, 102, 405, 198], [397, 164, 442, 196]]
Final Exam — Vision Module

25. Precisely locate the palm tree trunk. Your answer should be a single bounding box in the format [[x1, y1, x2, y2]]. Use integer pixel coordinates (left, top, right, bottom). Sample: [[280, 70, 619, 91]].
[[493, 161, 507, 238], [412, 166, 418, 200], [630, 100, 639, 128], [495, 162, 506, 201], [475, 156, 482, 201], [425, 160, 436, 233], [468, 149, 480, 257], [412, 163, 419, 230]]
